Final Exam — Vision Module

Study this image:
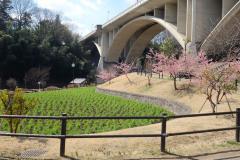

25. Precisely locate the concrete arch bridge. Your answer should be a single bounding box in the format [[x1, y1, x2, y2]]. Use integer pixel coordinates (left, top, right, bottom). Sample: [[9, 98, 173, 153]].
[[81, 0, 240, 70]]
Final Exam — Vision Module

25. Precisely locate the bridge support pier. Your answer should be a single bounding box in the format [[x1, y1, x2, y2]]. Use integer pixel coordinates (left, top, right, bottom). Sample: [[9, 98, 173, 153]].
[[164, 3, 177, 23], [177, 0, 187, 34]]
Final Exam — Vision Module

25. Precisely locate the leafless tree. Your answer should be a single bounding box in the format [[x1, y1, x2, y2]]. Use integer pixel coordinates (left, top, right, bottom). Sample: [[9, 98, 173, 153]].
[[11, 0, 36, 28], [24, 67, 51, 88], [32, 7, 56, 24], [202, 17, 240, 60]]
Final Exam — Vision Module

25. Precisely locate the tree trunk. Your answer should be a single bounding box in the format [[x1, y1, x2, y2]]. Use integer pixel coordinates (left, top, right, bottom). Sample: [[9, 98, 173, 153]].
[[148, 76, 151, 86], [174, 78, 178, 90], [216, 89, 222, 104], [14, 121, 20, 133], [9, 120, 13, 133], [125, 74, 132, 85]]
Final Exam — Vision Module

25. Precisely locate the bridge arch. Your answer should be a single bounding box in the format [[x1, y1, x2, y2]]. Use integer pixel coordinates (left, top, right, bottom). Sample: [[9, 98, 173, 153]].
[[107, 16, 186, 62], [126, 24, 163, 63], [93, 42, 104, 69]]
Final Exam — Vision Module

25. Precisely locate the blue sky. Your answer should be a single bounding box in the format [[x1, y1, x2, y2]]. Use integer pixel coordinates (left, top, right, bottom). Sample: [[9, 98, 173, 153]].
[[35, 0, 137, 36]]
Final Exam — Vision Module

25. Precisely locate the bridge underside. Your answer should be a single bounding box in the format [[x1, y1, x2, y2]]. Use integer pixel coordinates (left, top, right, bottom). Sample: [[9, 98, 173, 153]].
[[202, 1, 240, 56], [106, 16, 186, 63], [126, 24, 164, 63]]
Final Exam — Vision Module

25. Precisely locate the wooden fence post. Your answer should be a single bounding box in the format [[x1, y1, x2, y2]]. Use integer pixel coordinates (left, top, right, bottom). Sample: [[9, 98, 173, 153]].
[[236, 109, 240, 142], [161, 113, 167, 152], [60, 113, 67, 156]]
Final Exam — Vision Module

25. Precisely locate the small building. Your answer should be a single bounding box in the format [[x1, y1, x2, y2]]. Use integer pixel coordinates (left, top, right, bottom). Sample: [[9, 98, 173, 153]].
[[69, 78, 87, 87]]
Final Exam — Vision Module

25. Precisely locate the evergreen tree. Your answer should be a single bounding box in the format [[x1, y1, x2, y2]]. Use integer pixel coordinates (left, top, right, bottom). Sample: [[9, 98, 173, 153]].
[[0, 0, 12, 32]]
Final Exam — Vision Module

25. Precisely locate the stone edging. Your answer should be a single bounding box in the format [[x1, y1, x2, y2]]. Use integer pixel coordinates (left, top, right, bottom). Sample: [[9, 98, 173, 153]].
[[96, 87, 192, 115]]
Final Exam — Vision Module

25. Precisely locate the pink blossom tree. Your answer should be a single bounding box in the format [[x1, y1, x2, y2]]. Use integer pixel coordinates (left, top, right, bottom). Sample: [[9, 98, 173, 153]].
[[152, 53, 167, 79], [97, 69, 117, 84], [145, 52, 155, 86], [179, 52, 198, 81], [114, 62, 133, 84], [194, 52, 239, 113], [164, 57, 183, 90]]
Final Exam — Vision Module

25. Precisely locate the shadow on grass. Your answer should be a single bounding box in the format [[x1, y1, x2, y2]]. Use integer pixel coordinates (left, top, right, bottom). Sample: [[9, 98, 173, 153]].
[[125, 149, 240, 160], [17, 137, 48, 144]]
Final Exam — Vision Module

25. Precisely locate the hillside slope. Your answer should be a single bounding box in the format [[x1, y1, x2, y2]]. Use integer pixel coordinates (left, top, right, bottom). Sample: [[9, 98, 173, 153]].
[[98, 72, 240, 113]]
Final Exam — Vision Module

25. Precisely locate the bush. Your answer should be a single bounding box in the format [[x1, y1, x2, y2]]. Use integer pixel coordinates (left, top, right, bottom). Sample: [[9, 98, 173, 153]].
[[45, 86, 60, 91], [6, 78, 17, 90], [0, 88, 37, 133]]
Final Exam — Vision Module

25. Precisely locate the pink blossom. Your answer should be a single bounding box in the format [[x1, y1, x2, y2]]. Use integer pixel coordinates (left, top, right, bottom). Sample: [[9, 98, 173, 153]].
[[97, 69, 116, 83], [114, 62, 133, 83]]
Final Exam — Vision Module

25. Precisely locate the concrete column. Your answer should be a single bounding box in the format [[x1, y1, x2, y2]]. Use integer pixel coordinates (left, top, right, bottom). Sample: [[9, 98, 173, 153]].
[[96, 25, 102, 46], [186, 0, 197, 54], [186, 0, 192, 41], [124, 46, 128, 59], [154, 8, 165, 19], [101, 31, 109, 60], [222, 0, 239, 17], [108, 31, 113, 47], [113, 29, 116, 38], [191, 0, 196, 43], [177, 0, 187, 34], [97, 35, 102, 45], [193, 0, 222, 43], [164, 3, 177, 24], [98, 56, 104, 70]]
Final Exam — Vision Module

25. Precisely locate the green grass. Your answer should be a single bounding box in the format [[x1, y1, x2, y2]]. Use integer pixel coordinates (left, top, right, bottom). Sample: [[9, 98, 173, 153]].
[[218, 141, 240, 148], [0, 87, 172, 135]]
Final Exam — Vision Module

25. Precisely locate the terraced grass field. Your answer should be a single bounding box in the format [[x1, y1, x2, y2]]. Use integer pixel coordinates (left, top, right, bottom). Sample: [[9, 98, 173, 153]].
[[0, 87, 171, 135]]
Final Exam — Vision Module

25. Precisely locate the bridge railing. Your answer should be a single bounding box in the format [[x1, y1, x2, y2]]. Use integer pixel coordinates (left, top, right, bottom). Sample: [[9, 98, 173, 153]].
[[0, 110, 239, 157], [103, 0, 148, 27], [81, 0, 148, 41]]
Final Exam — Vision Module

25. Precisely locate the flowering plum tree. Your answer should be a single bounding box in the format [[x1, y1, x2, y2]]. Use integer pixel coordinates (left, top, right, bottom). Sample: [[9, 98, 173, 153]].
[[164, 57, 183, 90], [146, 48, 239, 113], [179, 52, 198, 81], [97, 69, 116, 84], [114, 62, 133, 84], [152, 53, 167, 79], [193, 52, 240, 113]]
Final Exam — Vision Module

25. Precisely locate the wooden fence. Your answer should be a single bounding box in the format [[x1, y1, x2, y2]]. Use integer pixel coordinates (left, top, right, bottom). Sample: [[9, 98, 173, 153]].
[[0, 109, 239, 156]]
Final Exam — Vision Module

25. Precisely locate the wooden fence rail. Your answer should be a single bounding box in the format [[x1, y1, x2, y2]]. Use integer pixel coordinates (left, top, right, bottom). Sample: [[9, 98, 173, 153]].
[[0, 109, 239, 156]]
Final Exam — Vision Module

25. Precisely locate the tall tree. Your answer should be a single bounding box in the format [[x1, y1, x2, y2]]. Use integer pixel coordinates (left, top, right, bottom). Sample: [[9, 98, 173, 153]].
[[0, 0, 12, 31], [11, 0, 35, 29]]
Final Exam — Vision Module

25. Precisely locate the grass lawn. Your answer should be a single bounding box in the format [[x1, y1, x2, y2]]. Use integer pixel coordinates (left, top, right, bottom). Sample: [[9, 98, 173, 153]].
[[0, 87, 171, 135]]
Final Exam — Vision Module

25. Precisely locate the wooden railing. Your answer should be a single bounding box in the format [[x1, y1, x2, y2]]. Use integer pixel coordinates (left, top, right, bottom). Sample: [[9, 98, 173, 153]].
[[0, 109, 239, 156]]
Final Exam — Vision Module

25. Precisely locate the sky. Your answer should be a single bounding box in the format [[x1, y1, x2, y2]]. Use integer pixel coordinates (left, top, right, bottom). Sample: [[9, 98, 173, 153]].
[[34, 0, 138, 36]]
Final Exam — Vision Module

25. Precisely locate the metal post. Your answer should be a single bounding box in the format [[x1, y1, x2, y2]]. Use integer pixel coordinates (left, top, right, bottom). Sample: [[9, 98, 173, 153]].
[[60, 113, 67, 156], [161, 113, 167, 152], [236, 109, 240, 142]]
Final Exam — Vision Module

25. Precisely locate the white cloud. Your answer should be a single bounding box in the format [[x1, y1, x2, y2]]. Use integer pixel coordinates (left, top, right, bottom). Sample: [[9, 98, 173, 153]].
[[64, 19, 91, 35], [35, 0, 86, 18], [34, 0, 104, 35]]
